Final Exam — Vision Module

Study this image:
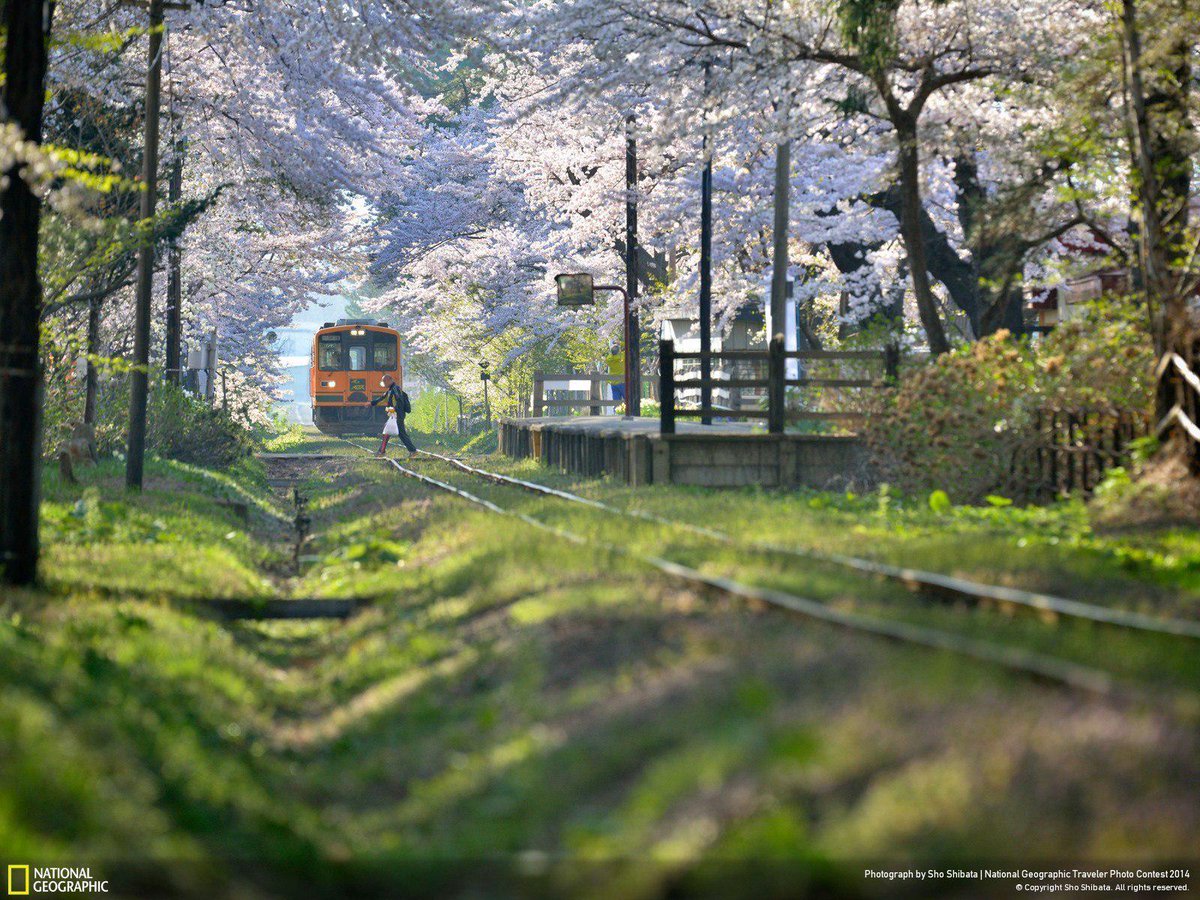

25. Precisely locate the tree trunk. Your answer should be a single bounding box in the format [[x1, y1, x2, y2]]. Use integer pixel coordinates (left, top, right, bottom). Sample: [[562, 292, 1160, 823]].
[[954, 153, 1028, 339], [0, 0, 54, 587], [126, 0, 165, 489], [895, 120, 951, 354], [1122, 0, 1196, 469], [83, 295, 101, 425]]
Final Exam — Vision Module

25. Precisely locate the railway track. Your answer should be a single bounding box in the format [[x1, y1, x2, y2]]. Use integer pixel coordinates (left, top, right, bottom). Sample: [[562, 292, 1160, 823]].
[[341, 439, 1199, 712], [412, 448, 1200, 641]]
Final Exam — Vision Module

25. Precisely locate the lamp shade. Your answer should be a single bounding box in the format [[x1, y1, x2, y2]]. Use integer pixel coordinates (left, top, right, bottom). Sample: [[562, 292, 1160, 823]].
[[555, 273, 595, 307]]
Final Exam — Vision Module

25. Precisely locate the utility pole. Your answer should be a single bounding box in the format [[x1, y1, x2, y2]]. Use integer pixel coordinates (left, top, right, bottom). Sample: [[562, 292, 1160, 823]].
[[0, 0, 55, 586], [165, 137, 185, 385], [770, 137, 790, 343], [699, 61, 714, 426], [625, 115, 641, 417], [126, 0, 165, 489]]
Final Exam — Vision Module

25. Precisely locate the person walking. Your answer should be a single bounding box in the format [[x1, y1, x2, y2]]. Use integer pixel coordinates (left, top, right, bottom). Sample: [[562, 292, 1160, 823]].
[[606, 343, 625, 405], [371, 374, 417, 457]]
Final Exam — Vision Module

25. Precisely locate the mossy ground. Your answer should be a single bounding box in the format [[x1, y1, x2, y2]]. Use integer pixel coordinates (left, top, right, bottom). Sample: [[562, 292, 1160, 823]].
[[2, 429, 1197, 898]]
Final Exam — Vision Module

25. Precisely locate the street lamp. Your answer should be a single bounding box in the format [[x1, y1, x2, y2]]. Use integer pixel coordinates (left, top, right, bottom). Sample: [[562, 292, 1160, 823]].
[[554, 273, 635, 420]]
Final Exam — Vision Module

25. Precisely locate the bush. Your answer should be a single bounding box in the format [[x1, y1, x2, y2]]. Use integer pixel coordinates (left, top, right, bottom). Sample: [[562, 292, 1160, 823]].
[[865, 301, 1154, 504], [866, 333, 1038, 503], [76, 381, 254, 468], [145, 384, 255, 468]]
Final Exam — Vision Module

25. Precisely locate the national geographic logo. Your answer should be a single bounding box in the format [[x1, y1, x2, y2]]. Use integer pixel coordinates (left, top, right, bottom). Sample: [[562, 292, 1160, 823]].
[[6, 867, 108, 895]]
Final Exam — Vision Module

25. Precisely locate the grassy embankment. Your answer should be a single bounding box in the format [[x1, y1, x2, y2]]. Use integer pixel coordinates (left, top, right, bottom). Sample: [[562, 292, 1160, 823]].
[[1, 428, 1197, 898]]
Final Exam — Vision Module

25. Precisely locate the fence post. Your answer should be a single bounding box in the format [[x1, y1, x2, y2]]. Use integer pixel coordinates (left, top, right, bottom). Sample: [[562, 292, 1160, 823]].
[[1051, 411, 1061, 492], [589, 376, 601, 416], [533, 376, 544, 418], [660, 339, 676, 435], [884, 344, 900, 383], [768, 335, 785, 434]]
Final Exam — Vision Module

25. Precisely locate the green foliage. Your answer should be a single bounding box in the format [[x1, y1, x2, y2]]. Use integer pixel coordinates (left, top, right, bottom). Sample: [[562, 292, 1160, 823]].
[[928, 489, 952, 514], [837, 0, 903, 72], [866, 302, 1154, 503], [145, 384, 256, 468], [867, 332, 1038, 502], [5, 430, 1198, 891], [405, 388, 461, 433], [461, 428, 498, 454], [43, 489, 179, 545], [324, 536, 409, 568], [40, 356, 257, 467]]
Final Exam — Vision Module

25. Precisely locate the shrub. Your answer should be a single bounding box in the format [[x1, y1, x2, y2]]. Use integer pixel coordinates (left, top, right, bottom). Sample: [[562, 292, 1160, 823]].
[[866, 333, 1038, 503], [865, 301, 1154, 504], [145, 384, 255, 468], [80, 381, 254, 468]]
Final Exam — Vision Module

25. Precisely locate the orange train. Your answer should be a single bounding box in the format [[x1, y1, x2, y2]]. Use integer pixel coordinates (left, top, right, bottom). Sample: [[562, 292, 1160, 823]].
[[310, 319, 403, 435]]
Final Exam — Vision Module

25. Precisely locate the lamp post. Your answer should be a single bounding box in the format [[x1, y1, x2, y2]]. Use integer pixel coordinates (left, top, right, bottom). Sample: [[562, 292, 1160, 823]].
[[699, 60, 714, 425], [555, 274, 633, 419]]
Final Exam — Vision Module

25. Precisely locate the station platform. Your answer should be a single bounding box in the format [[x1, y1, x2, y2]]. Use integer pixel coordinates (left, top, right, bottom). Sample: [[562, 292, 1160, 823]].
[[498, 416, 869, 489]]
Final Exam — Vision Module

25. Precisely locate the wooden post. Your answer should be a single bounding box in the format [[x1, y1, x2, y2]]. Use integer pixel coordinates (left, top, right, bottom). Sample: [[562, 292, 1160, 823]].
[[660, 339, 676, 435], [126, 0, 166, 489], [768, 336, 785, 434], [884, 344, 900, 383], [533, 376, 544, 417], [1049, 410, 1059, 493], [1035, 408, 1045, 494], [1066, 411, 1077, 493], [1080, 409, 1091, 491], [589, 375, 600, 415]]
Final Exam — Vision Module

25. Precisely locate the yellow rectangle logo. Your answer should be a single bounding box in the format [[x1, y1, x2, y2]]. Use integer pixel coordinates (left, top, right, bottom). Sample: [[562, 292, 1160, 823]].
[[7, 865, 30, 896]]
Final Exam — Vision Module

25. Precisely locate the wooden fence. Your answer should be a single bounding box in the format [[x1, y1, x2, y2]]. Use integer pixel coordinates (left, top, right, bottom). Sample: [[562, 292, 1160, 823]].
[[531, 372, 659, 417], [1025, 407, 1148, 496], [1155, 346, 1200, 473], [659, 337, 897, 434]]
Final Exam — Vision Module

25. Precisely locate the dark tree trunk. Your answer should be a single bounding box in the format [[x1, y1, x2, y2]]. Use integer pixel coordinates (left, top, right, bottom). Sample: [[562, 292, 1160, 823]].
[[894, 119, 950, 355], [830, 186, 982, 334], [1122, 0, 1196, 469], [83, 295, 101, 425], [0, 0, 54, 586], [954, 154, 1030, 339], [126, 0, 164, 489]]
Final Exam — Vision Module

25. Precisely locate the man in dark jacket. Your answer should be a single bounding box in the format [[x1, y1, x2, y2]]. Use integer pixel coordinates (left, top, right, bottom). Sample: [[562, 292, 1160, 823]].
[[371, 374, 417, 457]]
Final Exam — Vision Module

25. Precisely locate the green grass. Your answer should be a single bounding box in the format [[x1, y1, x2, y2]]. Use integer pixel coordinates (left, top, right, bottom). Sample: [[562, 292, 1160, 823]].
[[3, 432, 1198, 898], [466, 454, 1200, 617]]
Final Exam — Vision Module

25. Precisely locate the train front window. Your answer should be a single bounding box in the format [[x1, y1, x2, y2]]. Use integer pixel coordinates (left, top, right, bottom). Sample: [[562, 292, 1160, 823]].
[[318, 335, 342, 370], [347, 344, 368, 371], [372, 334, 397, 370]]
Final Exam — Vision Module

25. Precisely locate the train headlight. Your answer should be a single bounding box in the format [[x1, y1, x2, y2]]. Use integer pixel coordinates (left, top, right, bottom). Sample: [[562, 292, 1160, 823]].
[[350, 328, 366, 336], [321, 380, 336, 388]]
